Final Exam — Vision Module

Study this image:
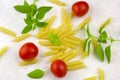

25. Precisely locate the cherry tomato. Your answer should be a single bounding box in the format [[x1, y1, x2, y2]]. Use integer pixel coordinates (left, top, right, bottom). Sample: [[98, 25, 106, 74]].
[[19, 42, 38, 61], [72, 1, 89, 17], [51, 60, 67, 78]]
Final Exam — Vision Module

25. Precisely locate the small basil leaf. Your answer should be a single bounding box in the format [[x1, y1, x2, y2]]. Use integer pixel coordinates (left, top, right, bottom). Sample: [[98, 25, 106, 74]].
[[98, 31, 108, 43], [27, 69, 44, 79], [30, 4, 37, 16], [36, 7, 52, 20], [83, 38, 89, 51], [86, 24, 92, 38], [22, 25, 32, 34], [105, 45, 111, 63], [14, 0, 32, 13], [87, 39, 92, 55], [24, 18, 33, 26], [48, 32, 60, 46], [36, 22, 48, 27], [96, 43, 104, 62]]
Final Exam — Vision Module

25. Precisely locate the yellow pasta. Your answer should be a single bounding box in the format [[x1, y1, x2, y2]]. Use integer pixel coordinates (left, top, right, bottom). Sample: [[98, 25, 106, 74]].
[[60, 29, 77, 38], [48, 45, 65, 50], [0, 26, 16, 37], [54, 25, 64, 34], [38, 41, 53, 46], [63, 38, 81, 45], [66, 12, 73, 27], [0, 46, 8, 57], [48, 52, 63, 62], [43, 50, 59, 56], [45, 15, 56, 31], [18, 59, 39, 66], [81, 51, 89, 59], [77, 17, 91, 30], [62, 8, 67, 25], [66, 60, 83, 66], [98, 68, 105, 80], [13, 33, 31, 42], [67, 36, 83, 42], [67, 64, 86, 70], [48, 0, 66, 6], [83, 76, 97, 80], [63, 53, 78, 62]]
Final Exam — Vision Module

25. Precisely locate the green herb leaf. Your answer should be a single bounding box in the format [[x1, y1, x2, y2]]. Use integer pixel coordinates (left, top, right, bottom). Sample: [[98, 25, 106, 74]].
[[105, 45, 111, 63], [98, 31, 108, 43], [27, 69, 44, 79], [48, 32, 60, 46], [30, 4, 37, 16], [99, 17, 111, 33], [87, 39, 92, 55], [22, 26, 32, 34], [14, 0, 32, 13], [86, 24, 92, 38], [96, 43, 104, 62], [36, 7, 52, 20], [36, 22, 48, 27], [83, 38, 89, 51]]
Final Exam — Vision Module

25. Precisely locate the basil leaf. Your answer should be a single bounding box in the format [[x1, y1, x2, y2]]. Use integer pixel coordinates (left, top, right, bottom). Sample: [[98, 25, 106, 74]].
[[99, 17, 111, 33], [98, 31, 108, 43], [105, 45, 111, 63], [14, 0, 32, 13], [22, 25, 32, 34], [83, 38, 89, 51], [27, 69, 44, 79], [87, 39, 92, 55], [36, 7, 52, 20], [86, 24, 92, 38], [30, 4, 37, 16], [48, 32, 60, 46], [96, 43, 104, 62], [36, 22, 48, 27]]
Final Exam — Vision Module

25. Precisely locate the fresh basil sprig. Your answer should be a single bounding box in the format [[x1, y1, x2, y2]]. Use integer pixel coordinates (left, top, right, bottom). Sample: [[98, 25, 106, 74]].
[[14, 0, 52, 33]]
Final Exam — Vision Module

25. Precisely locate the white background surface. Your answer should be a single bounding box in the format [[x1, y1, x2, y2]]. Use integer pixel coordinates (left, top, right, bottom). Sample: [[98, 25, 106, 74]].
[[0, 0, 120, 80]]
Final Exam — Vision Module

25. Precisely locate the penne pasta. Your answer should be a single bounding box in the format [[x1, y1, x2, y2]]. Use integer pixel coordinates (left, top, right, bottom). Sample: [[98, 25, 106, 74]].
[[38, 41, 53, 46], [81, 51, 89, 59], [48, 52, 63, 62], [83, 76, 97, 80], [0, 26, 16, 37], [48, 45, 65, 50], [18, 59, 39, 66], [98, 68, 105, 80], [0, 46, 8, 57], [43, 50, 59, 56], [77, 17, 91, 30], [66, 60, 83, 66], [13, 33, 31, 42], [62, 8, 67, 25], [67, 36, 83, 42], [48, 0, 66, 6], [66, 12, 73, 27], [63, 38, 81, 45], [67, 64, 86, 70], [54, 25, 64, 34], [63, 53, 78, 62]]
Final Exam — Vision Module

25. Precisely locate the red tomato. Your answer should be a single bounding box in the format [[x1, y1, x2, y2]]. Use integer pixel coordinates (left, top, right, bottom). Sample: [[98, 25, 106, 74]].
[[72, 1, 89, 17], [51, 60, 67, 78], [19, 42, 38, 61]]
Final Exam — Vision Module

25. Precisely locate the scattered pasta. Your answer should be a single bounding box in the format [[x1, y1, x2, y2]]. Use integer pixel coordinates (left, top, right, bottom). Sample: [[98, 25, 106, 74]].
[[0, 26, 16, 37], [83, 76, 97, 80], [13, 33, 31, 42], [0, 46, 8, 57], [48, 0, 66, 6], [98, 68, 105, 80]]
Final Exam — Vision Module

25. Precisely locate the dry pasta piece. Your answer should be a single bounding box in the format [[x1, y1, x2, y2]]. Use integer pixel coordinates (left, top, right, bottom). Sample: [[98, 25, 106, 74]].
[[45, 15, 56, 31], [60, 29, 77, 38], [77, 17, 91, 30], [63, 38, 81, 45], [48, 45, 65, 50], [98, 68, 105, 80], [62, 41, 77, 50], [83, 76, 97, 80], [66, 60, 83, 66], [67, 64, 86, 70], [81, 51, 89, 59], [48, 0, 66, 6], [43, 50, 59, 56], [62, 8, 67, 25], [0, 46, 8, 57], [38, 41, 53, 46], [0, 26, 16, 37], [67, 36, 83, 42], [18, 59, 39, 66], [48, 52, 63, 62], [54, 25, 64, 34], [66, 12, 73, 27], [63, 53, 78, 62], [13, 33, 31, 42]]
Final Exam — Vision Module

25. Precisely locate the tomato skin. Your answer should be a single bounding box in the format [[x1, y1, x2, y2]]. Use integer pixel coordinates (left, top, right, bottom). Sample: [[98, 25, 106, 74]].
[[51, 60, 67, 78], [19, 42, 38, 61], [72, 1, 89, 17]]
